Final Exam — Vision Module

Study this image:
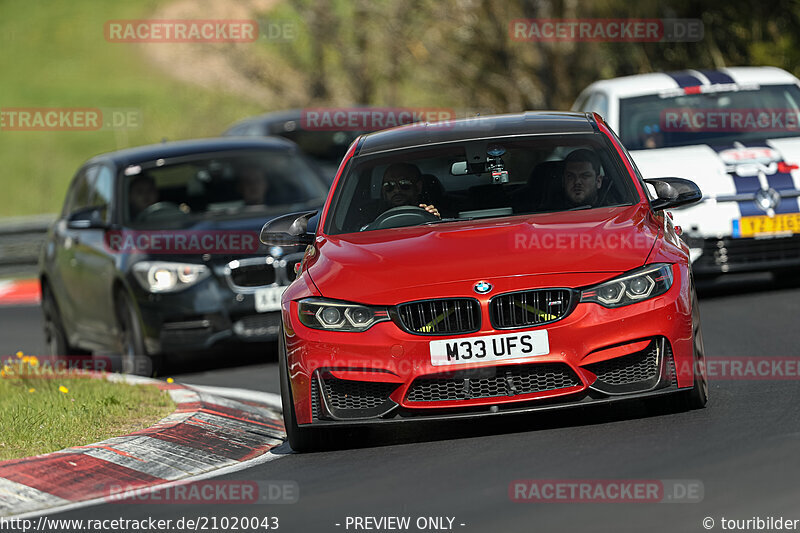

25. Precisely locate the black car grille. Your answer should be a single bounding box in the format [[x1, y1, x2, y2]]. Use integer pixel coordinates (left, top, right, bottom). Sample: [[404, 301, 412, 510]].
[[586, 342, 659, 386], [311, 377, 320, 420], [692, 235, 800, 273], [233, 314, 281, 337], [665, 344, 676, 385], [229, 263, 276, 287], [320, 376, 398, 410], [405, 363, 581, 402], [490, 289, 575, 329], [396, 298, 480, 335]]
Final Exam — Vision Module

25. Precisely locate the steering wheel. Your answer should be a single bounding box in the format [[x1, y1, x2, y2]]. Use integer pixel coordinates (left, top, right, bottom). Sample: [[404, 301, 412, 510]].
[[364, 205, 439, 230], [135, 201, 185, 221]]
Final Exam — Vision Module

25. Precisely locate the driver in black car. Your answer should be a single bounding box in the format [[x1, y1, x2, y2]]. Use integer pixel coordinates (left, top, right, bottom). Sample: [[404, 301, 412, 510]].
[[129, 174, 159, 220], [380, 163, 440, 218]]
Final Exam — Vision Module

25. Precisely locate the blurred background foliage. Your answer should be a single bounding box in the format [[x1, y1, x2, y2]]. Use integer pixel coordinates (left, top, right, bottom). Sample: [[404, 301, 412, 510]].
[[249, 0, 800, 111], [1, 0, 800, 215]]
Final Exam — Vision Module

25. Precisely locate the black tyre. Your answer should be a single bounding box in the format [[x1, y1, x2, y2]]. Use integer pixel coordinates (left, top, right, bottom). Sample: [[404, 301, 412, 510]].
[[669, 290, 708, 412], [278, 328, 325, 452], [42, 284, 78, 356], [115, 289, 158, 376]]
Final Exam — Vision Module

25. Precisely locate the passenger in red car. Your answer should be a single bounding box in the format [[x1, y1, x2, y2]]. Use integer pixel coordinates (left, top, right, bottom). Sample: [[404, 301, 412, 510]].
[[563, 149, 603, 207]]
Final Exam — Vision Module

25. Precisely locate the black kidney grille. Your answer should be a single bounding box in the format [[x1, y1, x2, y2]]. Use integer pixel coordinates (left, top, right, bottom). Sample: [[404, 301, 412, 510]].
[[406, 363, 581, 402], [586, 342, 659, 386], [229, 263, 276, 287], [321, 377, 398, 410], [490, 289, 574, 329], [396, 299, 480, 335]]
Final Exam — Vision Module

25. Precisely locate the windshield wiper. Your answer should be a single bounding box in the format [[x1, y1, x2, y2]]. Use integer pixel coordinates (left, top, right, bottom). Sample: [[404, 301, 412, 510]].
[[422, 217, 476, 225]]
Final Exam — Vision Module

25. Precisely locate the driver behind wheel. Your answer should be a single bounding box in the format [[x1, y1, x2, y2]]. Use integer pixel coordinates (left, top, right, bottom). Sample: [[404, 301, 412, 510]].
[[129, 174, 159, 220], [381, 163, 440, 218]]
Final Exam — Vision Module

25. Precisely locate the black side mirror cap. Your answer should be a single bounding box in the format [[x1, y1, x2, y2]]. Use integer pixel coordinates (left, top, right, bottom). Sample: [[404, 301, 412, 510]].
[[67, 207, 108, 229], [260, 210, 317, 246], [644, 177, 702, 211]]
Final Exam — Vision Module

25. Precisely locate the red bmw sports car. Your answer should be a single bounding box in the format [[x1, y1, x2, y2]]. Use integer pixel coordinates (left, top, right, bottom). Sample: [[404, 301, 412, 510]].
[[261, 112, 709, 452]]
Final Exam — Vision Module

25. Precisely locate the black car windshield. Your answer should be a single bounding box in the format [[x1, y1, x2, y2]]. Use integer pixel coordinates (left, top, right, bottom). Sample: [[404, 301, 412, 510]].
[[619, 84, 800, 150], [325, 134, 639, 235], [123, 150, 327, 226]]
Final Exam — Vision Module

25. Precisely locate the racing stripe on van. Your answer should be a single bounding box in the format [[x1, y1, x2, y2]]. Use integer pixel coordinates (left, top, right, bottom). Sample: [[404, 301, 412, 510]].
[[697, 70, 735, 85], [741, 142, 798, 210], [664, 71, 704, 88], [709, 144, 800, 220], [708, 144, 761, 217]]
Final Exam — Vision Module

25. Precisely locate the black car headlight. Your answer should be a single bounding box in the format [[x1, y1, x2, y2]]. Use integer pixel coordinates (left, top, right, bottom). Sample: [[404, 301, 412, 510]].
[[298, 298, 389, 332], [580, 264, 673, 308], [132, 262, 210, 293]]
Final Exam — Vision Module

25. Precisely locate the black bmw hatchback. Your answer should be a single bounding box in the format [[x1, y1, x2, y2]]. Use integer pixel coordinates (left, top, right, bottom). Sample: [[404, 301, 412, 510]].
[[39, 137, 328, 374]]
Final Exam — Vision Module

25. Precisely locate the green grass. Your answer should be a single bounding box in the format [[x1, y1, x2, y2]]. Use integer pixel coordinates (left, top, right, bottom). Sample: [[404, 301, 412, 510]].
[[0, 363, 175, 461], [0, 0, 262, 216]]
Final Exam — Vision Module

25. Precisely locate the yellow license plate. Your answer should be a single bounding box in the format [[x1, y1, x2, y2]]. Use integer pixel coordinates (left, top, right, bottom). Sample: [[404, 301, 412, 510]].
[[735, 213, 800, 238]]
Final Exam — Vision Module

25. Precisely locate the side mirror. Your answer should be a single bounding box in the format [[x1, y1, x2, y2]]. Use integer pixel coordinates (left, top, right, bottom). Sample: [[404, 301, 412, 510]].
[[644, 177, 702, 211], [260, 210, 317, 246], [67, 207, 108, 229]]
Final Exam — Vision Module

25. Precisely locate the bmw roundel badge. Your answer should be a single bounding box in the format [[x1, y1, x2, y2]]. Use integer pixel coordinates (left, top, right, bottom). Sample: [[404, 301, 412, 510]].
[[474, 281, 493, 294]]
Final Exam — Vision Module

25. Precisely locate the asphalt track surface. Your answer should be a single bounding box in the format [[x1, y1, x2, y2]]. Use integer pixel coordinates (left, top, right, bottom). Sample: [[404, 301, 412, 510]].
[[3, 273, 800, 532]]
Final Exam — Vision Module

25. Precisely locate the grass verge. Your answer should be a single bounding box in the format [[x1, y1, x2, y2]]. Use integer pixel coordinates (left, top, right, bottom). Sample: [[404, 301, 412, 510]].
[[0, 360, 175, 461], [0, 0, 261, 217]]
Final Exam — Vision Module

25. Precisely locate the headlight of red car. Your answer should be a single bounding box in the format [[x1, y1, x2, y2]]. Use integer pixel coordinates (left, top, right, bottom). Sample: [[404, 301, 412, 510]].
[[580, 263, 673, 308], [298, 298, 390, 332]]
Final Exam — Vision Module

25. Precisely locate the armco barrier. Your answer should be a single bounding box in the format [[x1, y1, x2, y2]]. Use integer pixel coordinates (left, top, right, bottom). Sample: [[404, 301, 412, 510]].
[[0, 214, 54, 278]]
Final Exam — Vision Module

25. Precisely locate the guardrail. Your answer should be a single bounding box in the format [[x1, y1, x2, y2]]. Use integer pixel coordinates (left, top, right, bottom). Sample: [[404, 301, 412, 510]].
[[0, 214, 55, 278]]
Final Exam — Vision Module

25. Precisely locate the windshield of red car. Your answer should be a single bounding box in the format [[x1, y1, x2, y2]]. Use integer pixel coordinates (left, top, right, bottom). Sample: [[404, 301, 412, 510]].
[[325, 134, 640, 235]]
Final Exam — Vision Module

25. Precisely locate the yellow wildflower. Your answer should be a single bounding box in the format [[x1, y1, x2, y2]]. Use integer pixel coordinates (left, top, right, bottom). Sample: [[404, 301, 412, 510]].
[[59, 385, 69, 394]]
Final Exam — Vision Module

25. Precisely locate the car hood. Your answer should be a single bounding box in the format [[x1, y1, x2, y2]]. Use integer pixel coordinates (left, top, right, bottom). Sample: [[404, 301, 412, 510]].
[[309, 204, 658, 303]]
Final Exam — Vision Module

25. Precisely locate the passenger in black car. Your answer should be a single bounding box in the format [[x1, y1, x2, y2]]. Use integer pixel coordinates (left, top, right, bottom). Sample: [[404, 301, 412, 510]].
[[236, 165, 270, 206]]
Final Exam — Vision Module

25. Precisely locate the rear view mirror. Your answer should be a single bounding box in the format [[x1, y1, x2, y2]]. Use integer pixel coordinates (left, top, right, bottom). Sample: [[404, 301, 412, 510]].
[[260, 210, 317, 246], [450, 161, 469, 175], [644, 177, 702, 211]]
